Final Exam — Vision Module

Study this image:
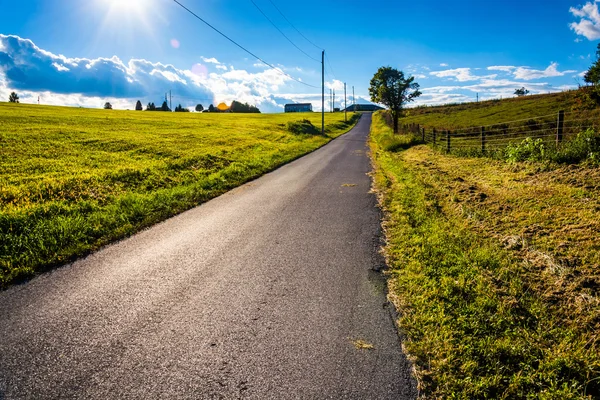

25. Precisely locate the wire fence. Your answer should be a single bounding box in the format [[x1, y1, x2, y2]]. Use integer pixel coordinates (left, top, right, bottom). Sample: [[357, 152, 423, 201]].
[[396, 110, 600, 154]]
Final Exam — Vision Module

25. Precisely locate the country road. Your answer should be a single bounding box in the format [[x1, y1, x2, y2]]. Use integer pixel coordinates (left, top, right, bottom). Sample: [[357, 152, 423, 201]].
[[0, 114, 416, 399]]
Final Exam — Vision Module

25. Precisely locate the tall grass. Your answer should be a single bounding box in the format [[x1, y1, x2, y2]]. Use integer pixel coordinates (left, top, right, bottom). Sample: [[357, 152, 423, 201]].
[[370, 111, 599, 399]]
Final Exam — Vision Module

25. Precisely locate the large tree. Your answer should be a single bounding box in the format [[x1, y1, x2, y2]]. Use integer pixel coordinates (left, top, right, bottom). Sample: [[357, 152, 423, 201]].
[[584, 43, 600, 86], [369, 67, 421, 133], [104, 102, 112, 110], [135, 100, 143, 110], [8, 92, 19, 103], [195, 104, 204, 112]]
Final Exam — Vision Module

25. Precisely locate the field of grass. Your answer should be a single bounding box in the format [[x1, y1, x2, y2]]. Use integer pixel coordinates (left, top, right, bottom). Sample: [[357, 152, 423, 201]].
[[0, 103, 358, 288], [370, 111, 599, 399], [402, 91, 590, 129]]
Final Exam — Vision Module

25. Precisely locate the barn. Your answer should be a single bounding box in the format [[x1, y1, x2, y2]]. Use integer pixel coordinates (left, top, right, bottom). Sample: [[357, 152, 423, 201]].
[[284, 103, 313, 113]]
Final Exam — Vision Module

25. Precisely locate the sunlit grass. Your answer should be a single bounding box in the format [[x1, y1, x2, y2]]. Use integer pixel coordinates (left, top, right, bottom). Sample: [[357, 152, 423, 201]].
[[0, 103, 357, 288], [370, 111, 599, 399]]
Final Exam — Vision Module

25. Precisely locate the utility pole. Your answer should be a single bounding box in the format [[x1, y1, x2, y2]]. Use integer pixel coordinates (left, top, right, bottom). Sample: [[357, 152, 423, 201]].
[[169, 90, 172, 111], [321, 50, 324, 135], [476, 93, 479, 103], [330, 89, 332, 112], [333, 89, 335, 112], [352, 86, 355, 111], [344, 83, 347, 122]]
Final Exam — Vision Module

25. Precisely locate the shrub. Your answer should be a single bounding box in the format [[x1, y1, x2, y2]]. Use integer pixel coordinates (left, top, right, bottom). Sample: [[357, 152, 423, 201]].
[[504, 138, 547, 162], [286, 119, 320, 135]]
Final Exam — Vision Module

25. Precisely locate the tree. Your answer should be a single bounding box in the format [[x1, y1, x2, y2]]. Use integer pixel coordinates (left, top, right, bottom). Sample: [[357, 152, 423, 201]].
[[195, 104, 204, 112], [8, 92, 19, 103], [584, 43, 600, 86], [135, 100, 143, 110], [160, 101, 170, 112], [174, 104, 190, 112], [146, 102, 156, 111], [514, 87, 530, 97], [229, 100, 261, 113], [104, 102, 112, 110], [208, 104, 215, 112], [369, 67, 421, 133]]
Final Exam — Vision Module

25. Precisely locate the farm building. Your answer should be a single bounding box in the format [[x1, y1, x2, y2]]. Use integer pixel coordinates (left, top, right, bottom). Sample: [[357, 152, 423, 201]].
[[284, 103, 313, 113]]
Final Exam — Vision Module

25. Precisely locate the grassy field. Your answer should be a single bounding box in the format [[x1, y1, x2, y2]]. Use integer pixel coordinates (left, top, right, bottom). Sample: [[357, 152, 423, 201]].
[[370, 111, 599, 399], [0, 103, 357, 288], [401, 91, 590, 129]]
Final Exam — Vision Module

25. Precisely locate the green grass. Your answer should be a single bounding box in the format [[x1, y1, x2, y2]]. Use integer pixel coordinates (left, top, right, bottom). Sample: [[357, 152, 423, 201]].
[[0, 103, 358, 288], [370, 111, 599, 399]]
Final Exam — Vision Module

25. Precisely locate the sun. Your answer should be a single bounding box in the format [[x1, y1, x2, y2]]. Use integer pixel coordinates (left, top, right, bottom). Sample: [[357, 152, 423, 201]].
[[104, 0, 147, 14]]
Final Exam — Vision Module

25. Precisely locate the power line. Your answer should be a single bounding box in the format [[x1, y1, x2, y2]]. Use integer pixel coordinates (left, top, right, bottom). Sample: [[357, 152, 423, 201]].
[[250, 0, 320, 63], [325, 53, 337, 81], [171, 0, 319, 89], [267, 0, 322, 51]]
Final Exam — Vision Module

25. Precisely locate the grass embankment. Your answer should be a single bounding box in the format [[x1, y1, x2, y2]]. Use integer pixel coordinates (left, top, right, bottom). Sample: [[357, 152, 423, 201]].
[[370, 111, 599, 399], [0, 103, 358, 288], [402, 91, 590, 129]]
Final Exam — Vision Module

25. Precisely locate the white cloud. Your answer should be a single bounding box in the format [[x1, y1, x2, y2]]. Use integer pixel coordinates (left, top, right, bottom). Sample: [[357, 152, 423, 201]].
[[430, 68, 481, 82], [201, 56, 220, 64], [216, 65, 228, 71], [52, 62, 69, 72], [570, 1, 600, 40], [325, 79, 344, 91], [513, 62, 576, 80], [487, 65, 516, 72], [440, 63, 449, 67]]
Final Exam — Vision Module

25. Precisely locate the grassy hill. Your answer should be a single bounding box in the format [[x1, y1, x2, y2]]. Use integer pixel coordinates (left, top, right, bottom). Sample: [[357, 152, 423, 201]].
[[0, 103, 357, 288], [370, 97, 600, 399]]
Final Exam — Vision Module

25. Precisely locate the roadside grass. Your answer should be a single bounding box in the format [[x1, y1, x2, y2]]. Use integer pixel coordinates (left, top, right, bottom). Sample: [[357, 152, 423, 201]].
[[370, 111, 599, 399], [0, 103, 358, 288]]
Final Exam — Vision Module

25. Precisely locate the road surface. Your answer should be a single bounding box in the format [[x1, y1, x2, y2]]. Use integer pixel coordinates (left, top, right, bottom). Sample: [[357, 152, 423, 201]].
[[0, 114, 417, 399]]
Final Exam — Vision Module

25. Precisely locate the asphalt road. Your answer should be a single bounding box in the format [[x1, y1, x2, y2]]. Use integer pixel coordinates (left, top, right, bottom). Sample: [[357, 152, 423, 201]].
[[0, 113, 417, 399]]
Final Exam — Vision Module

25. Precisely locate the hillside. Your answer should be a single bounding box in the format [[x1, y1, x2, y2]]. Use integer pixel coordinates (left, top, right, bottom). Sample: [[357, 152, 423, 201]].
[[0, 103, 357, 288], [370, 103, 600, 398]]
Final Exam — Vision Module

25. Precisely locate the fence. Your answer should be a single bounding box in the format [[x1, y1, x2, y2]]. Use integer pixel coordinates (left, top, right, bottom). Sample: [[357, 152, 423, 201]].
[[398, 111, 599, 154]]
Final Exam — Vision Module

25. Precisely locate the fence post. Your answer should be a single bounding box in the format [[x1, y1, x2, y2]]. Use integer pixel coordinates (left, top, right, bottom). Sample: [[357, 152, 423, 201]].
[[556, 110, 564, 145], [481, 126, 486, 153], [446, 130, 451, 153], [433, 129, 437, 145], [422, 127, 425, 142], [416, 124, 420, 135]]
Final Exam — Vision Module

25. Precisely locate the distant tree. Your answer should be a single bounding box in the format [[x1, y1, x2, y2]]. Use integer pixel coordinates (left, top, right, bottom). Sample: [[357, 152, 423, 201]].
[[8, 92, 19, 103], [369, 66, 421, 133], [208, 104, 215, 112], [104, 102, 112, 110], [146, 102, 156, 111], [514, 87, 529, 97], [333, 107, 340, 112], [160, 101, 170, 112], [230, 100, 261, 113], [174, 104, 190, 112], [195, 104, 204, 112], [135, 100, 143, 110]]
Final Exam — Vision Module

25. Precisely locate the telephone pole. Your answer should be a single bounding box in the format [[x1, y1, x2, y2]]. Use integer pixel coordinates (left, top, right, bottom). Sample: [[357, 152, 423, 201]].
[[344, 83, 347, 122], [330, 89, 332, 113], [321, 50, 324, 135], [353, 86, 355, 111], [333, 89, 335, 112], [169, 90, 172, 111]]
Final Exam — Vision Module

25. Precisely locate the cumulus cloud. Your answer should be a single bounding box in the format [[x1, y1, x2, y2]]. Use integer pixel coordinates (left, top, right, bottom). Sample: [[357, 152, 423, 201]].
[[486, 63, 577, 80], [0, 34, 318, 113], [0, 34, 214, 103], [439, 63, 449, 67], [570, 1, 600, 40], [429, 68, 482, 82]]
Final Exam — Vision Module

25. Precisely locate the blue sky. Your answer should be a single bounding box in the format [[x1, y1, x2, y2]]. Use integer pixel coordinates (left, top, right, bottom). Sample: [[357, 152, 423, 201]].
[[1, 0, 600, 112]]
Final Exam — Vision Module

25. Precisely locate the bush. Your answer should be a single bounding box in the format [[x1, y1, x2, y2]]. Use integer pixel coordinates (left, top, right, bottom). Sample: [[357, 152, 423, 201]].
[[286, 119, 320, 135], [554, 128, 600, 164], [504, 138, 547, 162]]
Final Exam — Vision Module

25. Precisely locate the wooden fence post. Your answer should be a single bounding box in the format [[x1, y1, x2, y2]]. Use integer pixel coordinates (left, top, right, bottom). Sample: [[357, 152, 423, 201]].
[[446, 130, 451, 153], [556, 110, 564, 145], [481, 126, 486, 153], [433, 129, 437, 145], [422, 127, 425, 142]]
